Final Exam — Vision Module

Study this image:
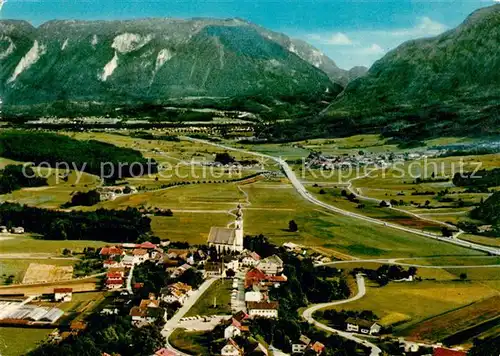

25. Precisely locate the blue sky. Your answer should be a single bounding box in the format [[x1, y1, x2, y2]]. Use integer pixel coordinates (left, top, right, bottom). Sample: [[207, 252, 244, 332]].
[[0, 0, 496, 69]]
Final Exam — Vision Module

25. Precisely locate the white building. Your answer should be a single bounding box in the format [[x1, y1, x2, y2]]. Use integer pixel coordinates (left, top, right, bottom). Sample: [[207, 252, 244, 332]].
[[247, 301, 278, 319], [346, 318, 381, 335], [11, 227, 24, 234], [244, 291, 263, 303], [240, 251, 260, 267], [207, 205, 244, 253], [256, 255, 283, 276], [53, 288, 73, 302], [292, 335, 311, 354]]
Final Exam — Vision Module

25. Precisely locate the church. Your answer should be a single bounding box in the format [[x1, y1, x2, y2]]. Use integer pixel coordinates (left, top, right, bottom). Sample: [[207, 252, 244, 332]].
[[207, 204, 244, 253]]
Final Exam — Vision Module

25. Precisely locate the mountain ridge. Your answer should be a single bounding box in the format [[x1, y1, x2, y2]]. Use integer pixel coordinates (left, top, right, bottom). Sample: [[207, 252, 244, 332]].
[[0, 17, 352, 113], [321, 4, 500, 139]]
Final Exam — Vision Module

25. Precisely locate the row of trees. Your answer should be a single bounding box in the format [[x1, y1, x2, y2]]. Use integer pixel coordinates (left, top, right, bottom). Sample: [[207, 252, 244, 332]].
[[0, 202, 151, 242]]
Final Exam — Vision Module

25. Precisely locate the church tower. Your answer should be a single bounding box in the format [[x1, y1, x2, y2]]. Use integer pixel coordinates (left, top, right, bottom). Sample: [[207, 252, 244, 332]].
[[234, 204, 244, 252]]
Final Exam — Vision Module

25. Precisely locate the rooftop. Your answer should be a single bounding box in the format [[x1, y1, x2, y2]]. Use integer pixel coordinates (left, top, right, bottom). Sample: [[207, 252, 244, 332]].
[[247, 301, 279, 310], [208, 227, 236, 245]]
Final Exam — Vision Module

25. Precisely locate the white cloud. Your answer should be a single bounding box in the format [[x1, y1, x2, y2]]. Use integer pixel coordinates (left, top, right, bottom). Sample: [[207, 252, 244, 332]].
[[325, 33, 353, 45], [300, 16, 448, 69], [307, 32, 353, 46], [388, 17, 447, 37], [361, 44, 385, 55]]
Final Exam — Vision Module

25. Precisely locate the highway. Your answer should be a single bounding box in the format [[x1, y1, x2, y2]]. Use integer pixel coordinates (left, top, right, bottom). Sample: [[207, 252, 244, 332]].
[[183, 137, 500, 256], [302, 274, 382, 356]]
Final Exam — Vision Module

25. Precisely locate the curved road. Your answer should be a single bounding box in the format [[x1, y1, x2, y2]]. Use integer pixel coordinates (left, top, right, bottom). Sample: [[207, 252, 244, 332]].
[[302, 274, 382, 356], [184, 137, 500, 256]]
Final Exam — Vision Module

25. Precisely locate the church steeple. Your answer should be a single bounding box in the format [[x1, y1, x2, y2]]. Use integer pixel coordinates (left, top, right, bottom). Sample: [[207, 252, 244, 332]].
[[234, 204, 244, 251]]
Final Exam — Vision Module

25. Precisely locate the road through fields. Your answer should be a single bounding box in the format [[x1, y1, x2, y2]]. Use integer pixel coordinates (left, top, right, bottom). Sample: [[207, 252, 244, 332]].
[[183, 137, 500, 256]]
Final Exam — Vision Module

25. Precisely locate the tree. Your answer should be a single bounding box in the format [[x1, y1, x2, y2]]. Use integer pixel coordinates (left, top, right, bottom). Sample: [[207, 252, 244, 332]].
[[225, 269, 236, 278], [319, 189, 326, 195], [459, 273, 468, 281], [288, 220, 298, 232], [379, 200, 389, 208], [177, 269, 203, 289], [441, 227, 454, 237]]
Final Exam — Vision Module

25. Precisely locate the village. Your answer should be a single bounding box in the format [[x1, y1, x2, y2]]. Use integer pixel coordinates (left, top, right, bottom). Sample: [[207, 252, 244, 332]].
[[0, 206, 470, 356]]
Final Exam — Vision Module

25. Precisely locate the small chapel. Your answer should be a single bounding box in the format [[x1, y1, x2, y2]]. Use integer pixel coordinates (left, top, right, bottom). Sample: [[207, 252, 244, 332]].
[[207, 204, 244, 253]]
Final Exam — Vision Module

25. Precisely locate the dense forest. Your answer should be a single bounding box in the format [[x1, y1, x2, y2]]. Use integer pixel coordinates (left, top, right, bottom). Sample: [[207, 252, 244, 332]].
[[0, 131, 156, 180], [62, 190, 101, 208], [0, 165, 47, 194], [452, 168, 500, 189], [471, 191, 500, 226], [0, 203, 150, 242]]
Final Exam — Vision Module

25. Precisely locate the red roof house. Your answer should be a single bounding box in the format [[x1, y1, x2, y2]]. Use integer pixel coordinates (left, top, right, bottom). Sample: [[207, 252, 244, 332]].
[[433, 348, 467, 356], [139, 241, 157, 249], [100, 246, 124, 257]]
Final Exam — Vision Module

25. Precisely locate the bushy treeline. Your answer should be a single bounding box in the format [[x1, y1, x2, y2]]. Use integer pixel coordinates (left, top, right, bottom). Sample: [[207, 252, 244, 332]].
[[469, 335, 500, 356], [28, 314, 165, 356], [0, 202, 150, 242], [62, 189, 101, 208], [0, 165, 47, 194], [452, 168, 500, 188], [351, 264, 417, 286], [0, 131, 156, 179], [471, 191, 500, 225]]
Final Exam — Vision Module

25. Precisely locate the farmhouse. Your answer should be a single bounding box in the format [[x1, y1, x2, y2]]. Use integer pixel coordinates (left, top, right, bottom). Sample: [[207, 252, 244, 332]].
[[292, 334, 311, 354], [256, 255, 283, 276], [170, 263, 192, 278], [130, 297, 165, 326], [122, 255, 138, 267], [245, 268, 287, 289], [247, 301, 279, 318], [131, 248, 149, 264], [221, 338, 243, 356], [245, 291, 263, 303], [345, 318, 381, 335], [307, 341, 325, 355], [204, 261, 223, 278], [240, 251, 260, 267], [100, 246, 124, 259], [160, 282, 192, 305], [106, 278, 124, 290], [53, 288, 73, 302], [224, 318, 249, 339]]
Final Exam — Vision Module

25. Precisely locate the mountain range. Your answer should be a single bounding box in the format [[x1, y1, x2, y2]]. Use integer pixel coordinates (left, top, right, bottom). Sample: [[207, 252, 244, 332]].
[[322, 4, 500, 139], [0, 18, 357, 111]]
